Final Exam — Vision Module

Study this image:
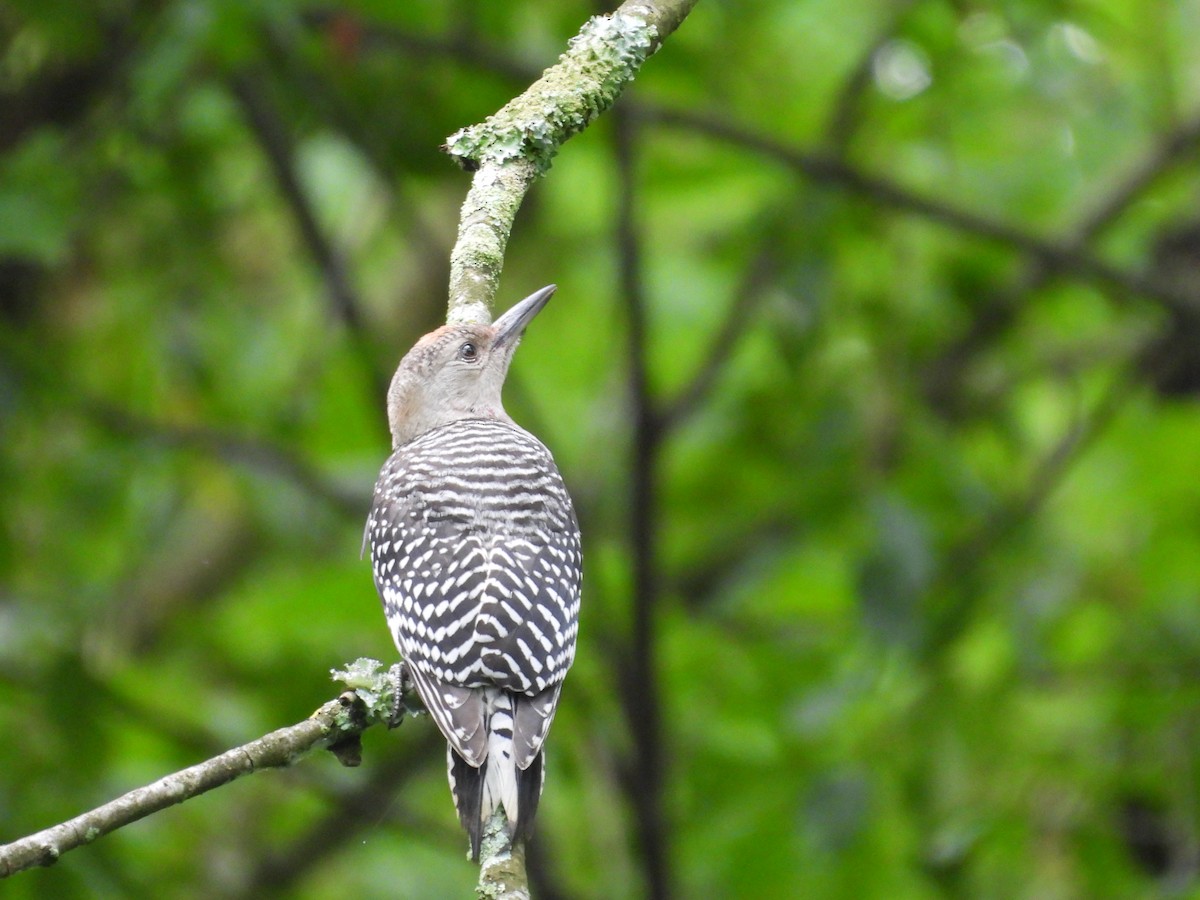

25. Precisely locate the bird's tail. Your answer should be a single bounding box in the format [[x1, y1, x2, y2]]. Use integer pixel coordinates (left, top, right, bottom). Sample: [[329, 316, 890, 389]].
[[448, 688, 545, 860]]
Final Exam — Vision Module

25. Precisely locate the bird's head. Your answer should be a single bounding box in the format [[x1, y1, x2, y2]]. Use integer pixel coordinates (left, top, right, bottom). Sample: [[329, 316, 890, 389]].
[[386, 285, 556, 448]]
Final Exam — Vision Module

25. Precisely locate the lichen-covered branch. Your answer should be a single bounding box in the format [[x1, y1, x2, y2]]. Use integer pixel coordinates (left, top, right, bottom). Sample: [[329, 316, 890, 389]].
[[476, 809, 530, 900], [443, 0, 701, 324], [0, 659, 404, 879]]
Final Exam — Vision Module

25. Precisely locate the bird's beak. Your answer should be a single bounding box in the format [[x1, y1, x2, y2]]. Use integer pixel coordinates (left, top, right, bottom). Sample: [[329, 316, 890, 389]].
[[492, 285, 556, 350]]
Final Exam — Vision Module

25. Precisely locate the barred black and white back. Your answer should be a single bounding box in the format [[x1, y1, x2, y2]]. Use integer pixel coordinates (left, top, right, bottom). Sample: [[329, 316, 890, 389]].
[[367, 417, 582, 858]]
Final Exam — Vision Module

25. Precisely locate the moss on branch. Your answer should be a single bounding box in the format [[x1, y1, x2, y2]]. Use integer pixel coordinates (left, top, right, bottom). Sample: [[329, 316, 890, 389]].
[[444, 13, 657, 174]]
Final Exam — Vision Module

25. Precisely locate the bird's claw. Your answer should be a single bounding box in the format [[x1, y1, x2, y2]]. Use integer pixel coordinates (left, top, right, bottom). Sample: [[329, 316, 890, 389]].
[[388, 662, 412, 728]]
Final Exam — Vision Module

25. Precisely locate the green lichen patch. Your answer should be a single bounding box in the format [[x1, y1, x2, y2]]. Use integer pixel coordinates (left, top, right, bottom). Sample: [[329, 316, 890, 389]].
[[330, 657, 400, 725], [445, 13, 657, 174]]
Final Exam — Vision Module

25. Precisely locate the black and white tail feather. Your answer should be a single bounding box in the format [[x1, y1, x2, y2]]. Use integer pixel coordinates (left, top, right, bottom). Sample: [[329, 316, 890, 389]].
[[444, 686, 556, 858]]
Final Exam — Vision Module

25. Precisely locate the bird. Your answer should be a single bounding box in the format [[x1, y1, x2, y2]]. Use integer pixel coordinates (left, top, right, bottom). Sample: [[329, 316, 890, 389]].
[[365, 285, 581, 860]]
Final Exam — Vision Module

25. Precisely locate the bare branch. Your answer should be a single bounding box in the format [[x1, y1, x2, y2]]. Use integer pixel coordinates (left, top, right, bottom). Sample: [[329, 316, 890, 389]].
[[477, 810, 532, 900], [0, 674, 397, 879]]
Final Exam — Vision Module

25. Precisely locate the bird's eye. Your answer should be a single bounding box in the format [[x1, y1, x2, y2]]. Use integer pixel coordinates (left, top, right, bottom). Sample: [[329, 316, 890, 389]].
[[458, 342, 478, 362]]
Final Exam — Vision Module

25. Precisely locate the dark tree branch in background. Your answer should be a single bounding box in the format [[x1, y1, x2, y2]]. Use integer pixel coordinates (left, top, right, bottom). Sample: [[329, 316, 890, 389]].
[[645, 106, 1198, 313], [295, 16, 1198, 318], [229, 71, 390, 401], [928, 304, 1191, 648], [823, 0, 919, 152], [0, 12, 143, 154], [658, 240, 780, 432], [0, 685, 390, 878], [233, 729, 444, 897], [924, 111, 1200, 414], [925, 361, 1140, 657], [1077, 114, 1200, 242], [612, 101, 671, 900], [91, 401, 368, 518], [260, 21, 452, 329]]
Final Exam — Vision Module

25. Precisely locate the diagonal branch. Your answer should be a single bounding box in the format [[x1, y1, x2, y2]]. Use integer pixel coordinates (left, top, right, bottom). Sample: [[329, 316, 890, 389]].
[[643, 106, 1198, 313], [259, 20, 452, 317], [1076, 115, 1200, 242], [90, 400, 368, 519], [658, 240, 780, 432], [823, 0, 920, 152], [229, 71, 389, 401], [0, 673, 399, 879], [924, 363, 1139, 657], [923, 112, 1200, 413], [927, 312, 1189, 653]]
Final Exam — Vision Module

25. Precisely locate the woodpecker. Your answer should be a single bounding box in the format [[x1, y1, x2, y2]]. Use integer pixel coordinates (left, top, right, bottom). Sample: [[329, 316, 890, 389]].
[[365, 285, 581, 860]]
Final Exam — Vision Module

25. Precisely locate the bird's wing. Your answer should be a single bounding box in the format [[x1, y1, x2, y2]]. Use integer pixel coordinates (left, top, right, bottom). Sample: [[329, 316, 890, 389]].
[[512, 683, 562, 770], [405, 664, 488, 766], [369, 469, 485, 763], [367, 422, 581, 765]]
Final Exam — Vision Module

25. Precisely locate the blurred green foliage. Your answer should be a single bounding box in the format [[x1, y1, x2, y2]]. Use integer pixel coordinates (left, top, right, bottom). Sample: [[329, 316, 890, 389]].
[[3, 0, 1200, 897]]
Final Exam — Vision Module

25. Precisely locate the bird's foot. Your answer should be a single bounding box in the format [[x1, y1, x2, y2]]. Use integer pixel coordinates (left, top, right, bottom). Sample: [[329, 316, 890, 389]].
[[387, 661, 412, 728]]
